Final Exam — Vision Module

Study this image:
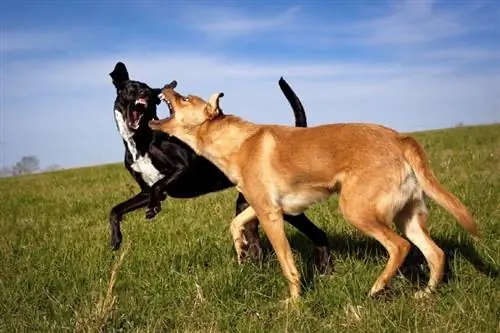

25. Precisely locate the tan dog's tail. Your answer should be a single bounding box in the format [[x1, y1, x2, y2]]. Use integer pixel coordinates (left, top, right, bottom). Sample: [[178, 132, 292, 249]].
[[399, 136, 479, 237]]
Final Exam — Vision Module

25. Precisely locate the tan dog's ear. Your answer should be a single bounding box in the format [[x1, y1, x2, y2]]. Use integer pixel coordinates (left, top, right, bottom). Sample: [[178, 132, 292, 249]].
[[205, 92, 224, 120]]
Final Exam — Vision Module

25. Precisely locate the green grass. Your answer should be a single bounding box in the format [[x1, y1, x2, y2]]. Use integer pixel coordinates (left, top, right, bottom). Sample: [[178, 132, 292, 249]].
[[1, 124, 499, 333]]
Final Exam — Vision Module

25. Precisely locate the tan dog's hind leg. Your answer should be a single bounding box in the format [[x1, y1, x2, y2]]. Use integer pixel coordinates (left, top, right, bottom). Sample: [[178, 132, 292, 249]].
[[395, 200, 446, 298], [340, 195, 411, 297], [258, 207, 301, 301], [230, 206, 258, 264]]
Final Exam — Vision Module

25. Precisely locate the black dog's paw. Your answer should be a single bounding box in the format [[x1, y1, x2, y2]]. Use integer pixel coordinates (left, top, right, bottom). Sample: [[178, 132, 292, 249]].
[[238, 239, 262, 263], [240, 229, 262, 263], [314, 246, 333, 276], [245, 243, 263, 262], [145, 205, 161, 220]]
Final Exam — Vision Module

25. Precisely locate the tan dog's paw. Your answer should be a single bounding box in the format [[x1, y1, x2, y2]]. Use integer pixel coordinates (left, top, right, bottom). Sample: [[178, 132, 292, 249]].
[[413, 287, 434, 300], [281, 295, 300, 308]]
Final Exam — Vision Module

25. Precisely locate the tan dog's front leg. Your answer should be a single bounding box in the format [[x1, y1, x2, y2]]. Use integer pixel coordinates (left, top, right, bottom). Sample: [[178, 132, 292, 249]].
[[230, 206, 258, 264], [257, 207, 301, 301]]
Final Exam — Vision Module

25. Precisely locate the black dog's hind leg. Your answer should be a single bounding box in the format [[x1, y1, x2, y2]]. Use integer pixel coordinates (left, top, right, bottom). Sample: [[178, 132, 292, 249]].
[[235, 193, 332, 273], [109, 159, 162, 250], [235, 193, 263, 262], [110, 191, 150, 250], [283, 213, 332, 275], [146, 169, 186, 219]]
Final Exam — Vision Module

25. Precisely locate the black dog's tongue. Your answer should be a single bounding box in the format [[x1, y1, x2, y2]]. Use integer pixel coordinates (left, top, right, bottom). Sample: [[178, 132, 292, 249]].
[[130, 110, 140, 125], [131, 110, 138, 121]]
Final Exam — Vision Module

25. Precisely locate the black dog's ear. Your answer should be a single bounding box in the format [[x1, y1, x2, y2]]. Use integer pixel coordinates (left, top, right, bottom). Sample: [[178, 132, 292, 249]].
[[109, 62, 129, 89], [152, 88, 162, 105]]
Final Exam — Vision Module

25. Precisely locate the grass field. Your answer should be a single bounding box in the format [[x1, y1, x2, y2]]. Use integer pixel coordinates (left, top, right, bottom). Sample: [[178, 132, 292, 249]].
[[1, 124, 499, 333]]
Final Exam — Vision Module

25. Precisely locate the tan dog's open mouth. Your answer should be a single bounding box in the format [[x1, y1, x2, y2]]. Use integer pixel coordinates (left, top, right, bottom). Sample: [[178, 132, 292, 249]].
[[158, 94, 175, 116], [158, 80, 178, 116], [165, 98, 175, 116]]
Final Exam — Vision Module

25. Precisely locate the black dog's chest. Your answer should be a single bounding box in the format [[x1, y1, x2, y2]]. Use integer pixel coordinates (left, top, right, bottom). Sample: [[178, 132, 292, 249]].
[[115, 110, 165, 186]]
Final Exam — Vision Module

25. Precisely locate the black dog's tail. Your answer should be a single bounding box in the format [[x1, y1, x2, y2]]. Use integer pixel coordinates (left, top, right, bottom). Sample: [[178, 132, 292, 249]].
[[278, 77, 307, 128]]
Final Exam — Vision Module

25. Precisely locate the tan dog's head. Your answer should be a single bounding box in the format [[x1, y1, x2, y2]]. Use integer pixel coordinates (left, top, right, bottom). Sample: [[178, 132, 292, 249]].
[[148, 84, 224, 136]]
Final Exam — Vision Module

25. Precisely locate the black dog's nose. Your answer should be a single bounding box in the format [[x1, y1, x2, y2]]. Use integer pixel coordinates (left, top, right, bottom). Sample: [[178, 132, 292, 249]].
[[138, 88, 149, 97]]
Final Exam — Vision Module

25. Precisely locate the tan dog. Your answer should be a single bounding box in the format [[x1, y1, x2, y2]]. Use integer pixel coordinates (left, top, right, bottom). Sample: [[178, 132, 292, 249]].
[[149, 85, 478, 301]]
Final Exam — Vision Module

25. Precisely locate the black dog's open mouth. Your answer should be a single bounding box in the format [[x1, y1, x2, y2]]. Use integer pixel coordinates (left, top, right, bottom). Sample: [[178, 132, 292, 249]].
[[128, 98, 148, 130]]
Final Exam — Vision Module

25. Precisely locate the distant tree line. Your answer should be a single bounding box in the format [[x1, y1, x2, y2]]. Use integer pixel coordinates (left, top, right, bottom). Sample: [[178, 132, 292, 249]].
[[0, 155, 62, 178]]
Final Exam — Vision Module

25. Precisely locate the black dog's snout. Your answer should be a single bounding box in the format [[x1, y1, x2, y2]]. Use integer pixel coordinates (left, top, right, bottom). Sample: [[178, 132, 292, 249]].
[[138, 88, 149, 98]]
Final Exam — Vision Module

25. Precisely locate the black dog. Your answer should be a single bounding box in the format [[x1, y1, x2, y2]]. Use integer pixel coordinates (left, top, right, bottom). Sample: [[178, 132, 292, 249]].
[[109, 62, 331, 271]]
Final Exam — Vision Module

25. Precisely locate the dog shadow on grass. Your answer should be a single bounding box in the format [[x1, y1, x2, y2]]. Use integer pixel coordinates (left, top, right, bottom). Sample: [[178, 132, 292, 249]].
[[259, 231, 499, 293]]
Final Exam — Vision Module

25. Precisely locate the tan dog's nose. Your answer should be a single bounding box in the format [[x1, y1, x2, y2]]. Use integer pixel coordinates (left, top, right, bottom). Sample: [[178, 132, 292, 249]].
[[158, 80, 178, 101], [164, 80, 177, 89]]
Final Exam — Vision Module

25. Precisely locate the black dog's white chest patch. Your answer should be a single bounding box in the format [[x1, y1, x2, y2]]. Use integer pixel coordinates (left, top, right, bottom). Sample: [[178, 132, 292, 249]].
[[114, 110, 165, 186]]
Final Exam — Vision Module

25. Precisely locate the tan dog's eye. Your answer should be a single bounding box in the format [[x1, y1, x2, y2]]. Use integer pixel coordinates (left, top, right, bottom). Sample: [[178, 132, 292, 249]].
[[182, 97, 190, 102]]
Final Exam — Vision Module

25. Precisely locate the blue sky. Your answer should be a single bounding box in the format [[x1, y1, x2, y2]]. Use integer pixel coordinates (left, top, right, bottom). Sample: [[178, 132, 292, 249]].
[[1, 0, 499, 169]]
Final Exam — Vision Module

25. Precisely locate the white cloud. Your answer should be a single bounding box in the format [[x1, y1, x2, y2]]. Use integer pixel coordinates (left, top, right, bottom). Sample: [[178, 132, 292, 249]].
[[224, 0, 491, 48], [358, 0, 464, 44], [3, 50, 458, 100], [181, 5, 300, 39], [0, 30, 78, 52], [419, 48, 500, 62], [201, 6, 299, 33], [3, 50, 499, 129]]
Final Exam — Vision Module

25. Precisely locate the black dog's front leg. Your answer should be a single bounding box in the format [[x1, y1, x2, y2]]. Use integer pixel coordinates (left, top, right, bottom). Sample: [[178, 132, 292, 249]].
[[110, 191, 150, 250], [124, 158, 163, 221], [144, 185, 167, 220], [283, 213, 332, 275], [146, 169, 186, 220]]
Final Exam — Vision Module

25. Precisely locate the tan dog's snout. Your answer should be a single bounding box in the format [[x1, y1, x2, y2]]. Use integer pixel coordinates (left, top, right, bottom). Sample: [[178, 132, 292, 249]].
[[158, 80, 178, 102]]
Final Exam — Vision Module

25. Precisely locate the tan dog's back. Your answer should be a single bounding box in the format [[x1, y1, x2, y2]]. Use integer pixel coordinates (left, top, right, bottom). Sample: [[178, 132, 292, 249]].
[[239, 123, 408, 217]]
